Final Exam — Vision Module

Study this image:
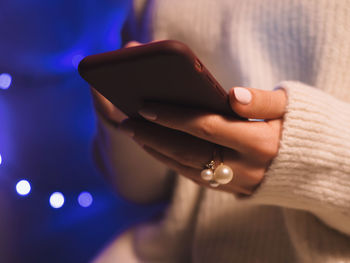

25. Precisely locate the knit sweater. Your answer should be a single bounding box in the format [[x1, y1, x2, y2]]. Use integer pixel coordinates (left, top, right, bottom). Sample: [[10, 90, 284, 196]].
[[94, 0, 350, 262]]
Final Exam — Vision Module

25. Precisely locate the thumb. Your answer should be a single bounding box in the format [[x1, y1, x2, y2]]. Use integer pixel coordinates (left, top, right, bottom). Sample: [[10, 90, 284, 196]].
[[229, 87, 287, 119]]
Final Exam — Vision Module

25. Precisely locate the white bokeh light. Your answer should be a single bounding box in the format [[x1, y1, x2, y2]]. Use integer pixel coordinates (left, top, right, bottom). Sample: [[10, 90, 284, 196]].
[[16, 180, 31, 196], [0, 73, 12, 89], [49, 192, 65, 209], [0, 154, 2, 165]]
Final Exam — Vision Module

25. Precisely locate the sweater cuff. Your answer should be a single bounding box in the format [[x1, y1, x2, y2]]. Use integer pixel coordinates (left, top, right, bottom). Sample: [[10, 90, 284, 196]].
[[246, 81, 350, 218]]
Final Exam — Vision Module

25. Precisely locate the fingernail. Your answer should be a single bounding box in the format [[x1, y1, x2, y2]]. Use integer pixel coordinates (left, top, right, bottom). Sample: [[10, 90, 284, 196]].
[[233, 87, 252, 104], [119, 123, 134, 138], [138, 108, 157, 121]]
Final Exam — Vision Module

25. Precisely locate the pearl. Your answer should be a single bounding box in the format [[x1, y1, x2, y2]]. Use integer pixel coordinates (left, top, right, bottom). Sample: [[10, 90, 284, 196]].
[[213, 163, 233, 184], [201, 168, 214, 181], [209, 180, 220, 187]]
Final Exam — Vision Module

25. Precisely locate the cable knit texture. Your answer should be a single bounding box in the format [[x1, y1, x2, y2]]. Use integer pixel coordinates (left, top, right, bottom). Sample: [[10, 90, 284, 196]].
[[95, 0, 350, 262]]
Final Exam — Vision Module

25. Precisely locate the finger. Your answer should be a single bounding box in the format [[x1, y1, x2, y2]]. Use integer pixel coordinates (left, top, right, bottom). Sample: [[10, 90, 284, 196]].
[[120, 119, 214, 169], [90, 87, 128, 123], [229, 87, 287, 119], [137, 103, 272, 155], [142, 145, 206, 186], [120, 120, 262, 195], [142, 145, 254, 195]]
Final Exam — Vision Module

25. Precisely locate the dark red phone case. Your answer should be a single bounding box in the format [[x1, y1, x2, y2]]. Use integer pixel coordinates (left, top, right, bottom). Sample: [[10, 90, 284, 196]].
[[78, 40, 237, 119]]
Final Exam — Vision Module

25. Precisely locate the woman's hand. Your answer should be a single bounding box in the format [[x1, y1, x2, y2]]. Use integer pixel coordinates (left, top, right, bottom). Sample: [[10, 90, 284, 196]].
[[119, 87, 287, 196]]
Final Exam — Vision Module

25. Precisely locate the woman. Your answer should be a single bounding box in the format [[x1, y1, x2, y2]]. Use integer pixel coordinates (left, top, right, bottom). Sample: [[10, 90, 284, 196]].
[[93, 0, 350, 262]]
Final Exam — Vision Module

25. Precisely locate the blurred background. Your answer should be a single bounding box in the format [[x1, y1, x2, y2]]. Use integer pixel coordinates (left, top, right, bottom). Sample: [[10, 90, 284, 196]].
[[0, 1, 165, 262]]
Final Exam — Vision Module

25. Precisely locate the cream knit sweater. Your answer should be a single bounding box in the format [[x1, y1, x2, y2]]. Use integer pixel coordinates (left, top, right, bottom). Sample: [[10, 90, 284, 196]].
[[94, 0, 350, 262]]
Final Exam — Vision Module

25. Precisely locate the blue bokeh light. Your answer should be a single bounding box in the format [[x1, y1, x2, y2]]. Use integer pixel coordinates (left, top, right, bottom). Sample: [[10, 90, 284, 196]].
[[0, 73, 12, 89], [16, 180, 31, 196], [78, 191, 93, 208], [0, 1, 129, 75], [49, 192, 65, 209]]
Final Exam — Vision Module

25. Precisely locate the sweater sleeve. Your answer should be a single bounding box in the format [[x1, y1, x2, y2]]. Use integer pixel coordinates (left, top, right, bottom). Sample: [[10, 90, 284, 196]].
[[246, 81, 350, 236]]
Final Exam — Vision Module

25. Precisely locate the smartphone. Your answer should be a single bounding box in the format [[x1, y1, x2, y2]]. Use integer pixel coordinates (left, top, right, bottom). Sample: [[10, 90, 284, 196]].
[[78, 40, 238, 119]]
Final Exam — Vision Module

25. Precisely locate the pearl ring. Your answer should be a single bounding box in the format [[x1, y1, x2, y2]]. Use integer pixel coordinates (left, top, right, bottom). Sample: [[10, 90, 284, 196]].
[[200, 146, 234, 187]]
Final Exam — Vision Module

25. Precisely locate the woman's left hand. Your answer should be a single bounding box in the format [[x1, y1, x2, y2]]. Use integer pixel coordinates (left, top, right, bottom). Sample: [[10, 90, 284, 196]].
[[119, 87, 287, 196]]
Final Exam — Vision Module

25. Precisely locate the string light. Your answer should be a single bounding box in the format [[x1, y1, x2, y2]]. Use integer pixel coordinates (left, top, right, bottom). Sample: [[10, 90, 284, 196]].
[[0, 73, 12, 89], [78, 191, 93, 207], [49, 192, 65, 209], [16, 180, 31, 196]]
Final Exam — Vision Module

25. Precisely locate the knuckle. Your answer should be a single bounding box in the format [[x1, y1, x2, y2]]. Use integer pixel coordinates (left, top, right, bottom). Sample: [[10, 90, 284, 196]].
[[258, 143, 278, 159], [194, 114, 219, 138], [251, 132, 279, 160], [265, 135, 280, 158]]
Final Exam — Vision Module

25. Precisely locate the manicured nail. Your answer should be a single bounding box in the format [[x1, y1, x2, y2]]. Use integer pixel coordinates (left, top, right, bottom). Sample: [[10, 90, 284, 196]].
[[138, 108, 157, 121], [233, 87, 252, 104], [119, 123, 134, 138]]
